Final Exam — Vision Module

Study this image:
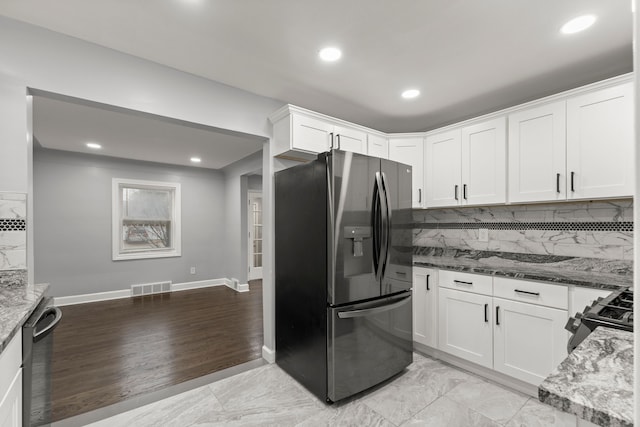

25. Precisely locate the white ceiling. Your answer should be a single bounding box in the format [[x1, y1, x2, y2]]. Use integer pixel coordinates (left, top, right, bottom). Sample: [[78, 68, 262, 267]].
[[1, 1, 633, 133], [32, 94, 265, 170]]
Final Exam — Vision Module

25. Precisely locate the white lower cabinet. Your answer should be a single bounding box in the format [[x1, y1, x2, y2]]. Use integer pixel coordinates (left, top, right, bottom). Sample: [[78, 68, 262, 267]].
[[438, 287, 493, 368], [493, 297, 568, 385], [413, 267, 438, 348], [0, 334, 22, 427], [0, 370, 21, 427], [428, 271, 570, 386]]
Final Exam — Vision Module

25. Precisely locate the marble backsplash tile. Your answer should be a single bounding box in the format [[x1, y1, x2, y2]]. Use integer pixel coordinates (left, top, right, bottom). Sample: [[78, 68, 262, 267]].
[[0, 193, 27, 286], [413, 200, 634, 261]]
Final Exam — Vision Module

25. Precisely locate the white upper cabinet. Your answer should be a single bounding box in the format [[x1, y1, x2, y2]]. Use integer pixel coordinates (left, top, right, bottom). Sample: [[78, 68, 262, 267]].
[[367, 133, 389, 159], [425, 129, 461, 207], [461, 117, 506, 205], [425, 117, 506, 207], [566, 82, 634, 200], [290, 114, 333, 154], [270, 106, 374, 160], [332, 124, 367, 155], [508, 101, 567, 203], [388, 136, 424, 208], [507, 81, 634, 204]]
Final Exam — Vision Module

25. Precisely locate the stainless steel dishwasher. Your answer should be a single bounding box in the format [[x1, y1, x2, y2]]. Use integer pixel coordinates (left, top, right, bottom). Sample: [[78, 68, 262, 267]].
[[22, 297, 62, 427]]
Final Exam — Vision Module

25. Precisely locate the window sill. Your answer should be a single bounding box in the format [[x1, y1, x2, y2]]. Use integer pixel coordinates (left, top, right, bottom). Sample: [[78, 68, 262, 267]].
[[112, 250, 181, 261]]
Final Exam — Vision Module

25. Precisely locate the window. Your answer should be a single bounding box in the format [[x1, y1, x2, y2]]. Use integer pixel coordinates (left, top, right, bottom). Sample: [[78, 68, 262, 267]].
[[112, 178, 181, 260]]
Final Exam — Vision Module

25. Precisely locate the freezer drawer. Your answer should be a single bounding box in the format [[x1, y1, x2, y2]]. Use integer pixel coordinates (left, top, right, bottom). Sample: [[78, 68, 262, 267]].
[[327, 292, 413, 402]]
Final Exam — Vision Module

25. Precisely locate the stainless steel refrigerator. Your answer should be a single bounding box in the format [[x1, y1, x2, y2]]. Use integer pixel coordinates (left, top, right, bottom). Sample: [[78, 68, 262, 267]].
[[275, 149, 413, 403]]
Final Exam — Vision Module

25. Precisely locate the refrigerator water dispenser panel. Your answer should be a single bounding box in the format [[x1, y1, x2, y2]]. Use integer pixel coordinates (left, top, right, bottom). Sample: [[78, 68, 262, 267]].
[[344, 226, 371, 257]]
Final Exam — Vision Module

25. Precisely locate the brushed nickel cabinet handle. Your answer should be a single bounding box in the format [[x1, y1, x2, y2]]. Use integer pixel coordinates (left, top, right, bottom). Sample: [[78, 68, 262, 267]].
[[515, 289, 540, 296], [570, 171, 575, 192]]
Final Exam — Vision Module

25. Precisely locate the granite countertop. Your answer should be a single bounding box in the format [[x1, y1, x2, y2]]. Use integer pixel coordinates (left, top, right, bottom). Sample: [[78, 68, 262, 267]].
[[539, 327, 634, 427], [413, 247, 632, 290], [0, 283, 48, 354]]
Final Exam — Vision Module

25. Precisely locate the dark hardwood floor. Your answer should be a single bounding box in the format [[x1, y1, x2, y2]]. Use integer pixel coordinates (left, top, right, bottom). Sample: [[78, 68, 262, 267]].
[[51, 280, 263, 421]]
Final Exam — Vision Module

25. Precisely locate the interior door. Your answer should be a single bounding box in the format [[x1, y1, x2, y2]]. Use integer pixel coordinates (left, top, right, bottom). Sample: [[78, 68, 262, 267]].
[[330, 150, 381, 305], [380, 158, 412, 296], [248, 191, 263, 280]]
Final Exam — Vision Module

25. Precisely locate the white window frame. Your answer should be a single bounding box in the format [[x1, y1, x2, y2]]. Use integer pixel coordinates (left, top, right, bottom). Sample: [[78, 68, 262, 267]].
[[112, 178, 182, 261]]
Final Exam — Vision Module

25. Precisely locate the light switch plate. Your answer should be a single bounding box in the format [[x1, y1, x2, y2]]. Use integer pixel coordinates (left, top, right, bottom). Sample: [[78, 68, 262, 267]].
[[478, 228, 489, 242]]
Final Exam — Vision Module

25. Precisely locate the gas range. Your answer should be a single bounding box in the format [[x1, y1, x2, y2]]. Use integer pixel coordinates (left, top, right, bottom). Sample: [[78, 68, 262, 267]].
[[565, 288, 633, 353]]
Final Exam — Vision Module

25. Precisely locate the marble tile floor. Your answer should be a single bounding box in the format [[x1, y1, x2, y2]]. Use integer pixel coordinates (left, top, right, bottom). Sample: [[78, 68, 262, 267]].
[[86, 352, 581, 427]]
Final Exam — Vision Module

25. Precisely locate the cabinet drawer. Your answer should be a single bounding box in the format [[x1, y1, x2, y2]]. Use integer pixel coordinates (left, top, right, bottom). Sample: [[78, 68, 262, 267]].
[[438, 270, 492, 296], [494, 277, 568, 309]]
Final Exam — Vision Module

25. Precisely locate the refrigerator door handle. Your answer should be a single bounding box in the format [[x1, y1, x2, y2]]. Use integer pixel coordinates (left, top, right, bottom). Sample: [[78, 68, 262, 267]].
[[371, 176, 381, 278], [337, 294, 411, 319], [374, 172, 388, 281], [379, 172, 391, 278]]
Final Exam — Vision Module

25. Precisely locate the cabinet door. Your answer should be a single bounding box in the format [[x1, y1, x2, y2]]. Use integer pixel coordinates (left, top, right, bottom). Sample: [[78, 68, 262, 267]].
[[334, 124, 367, 155], [438, 288, 493, 368], [508, 102, 566, 203], [412, 268, 437, 348], [493, 298, 567, 385], [425, 129, 461, 207], [389, 137, 424, 208], [461, 117, 506, 205], [0, 369, 21, 427], [567, 83, 634, 199], [291, 114, 333, 153], [367, 133, 388, 159]]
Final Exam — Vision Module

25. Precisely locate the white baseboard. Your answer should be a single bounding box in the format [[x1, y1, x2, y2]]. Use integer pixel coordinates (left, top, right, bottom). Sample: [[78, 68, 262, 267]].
[[54, 289, 132, 306], [262, 345, 275, 363], [413, 342, 537, 397], [172, 278, 227, 292], [54, 277, 249, 306]]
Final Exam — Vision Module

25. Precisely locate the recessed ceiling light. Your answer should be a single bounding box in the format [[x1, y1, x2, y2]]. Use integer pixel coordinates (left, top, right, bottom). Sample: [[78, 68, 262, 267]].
[[319, 47, 342, 62], [561, 15, 597, 34], [86, 142, 102, 149], [401, 89, 420, 99], [190, 157, 202, 163]]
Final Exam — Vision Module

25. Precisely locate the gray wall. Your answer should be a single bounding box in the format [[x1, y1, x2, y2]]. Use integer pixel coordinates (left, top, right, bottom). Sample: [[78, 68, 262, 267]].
[[34, 147, 227, 297]]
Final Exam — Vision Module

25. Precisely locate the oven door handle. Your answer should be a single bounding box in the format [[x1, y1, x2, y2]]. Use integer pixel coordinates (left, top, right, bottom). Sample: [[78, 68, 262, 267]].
[[337, 295, 411, 319], [33, 307, 63, 343]]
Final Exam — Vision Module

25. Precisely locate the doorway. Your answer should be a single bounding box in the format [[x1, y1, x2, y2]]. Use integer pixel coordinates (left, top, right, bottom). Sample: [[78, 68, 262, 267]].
[[248, 190, 263, 280]]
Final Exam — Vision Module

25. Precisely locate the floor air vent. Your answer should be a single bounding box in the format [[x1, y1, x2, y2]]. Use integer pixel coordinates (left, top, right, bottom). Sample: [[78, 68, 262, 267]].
[[131, 281, 172, 296]]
